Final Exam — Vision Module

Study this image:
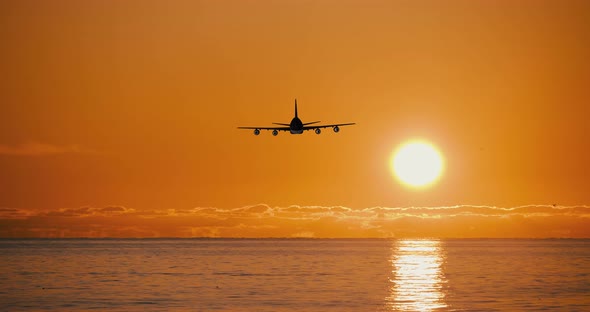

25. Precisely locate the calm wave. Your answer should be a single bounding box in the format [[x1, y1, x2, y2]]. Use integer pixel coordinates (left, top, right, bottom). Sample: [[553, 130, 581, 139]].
[[1, 239, 589, 311]]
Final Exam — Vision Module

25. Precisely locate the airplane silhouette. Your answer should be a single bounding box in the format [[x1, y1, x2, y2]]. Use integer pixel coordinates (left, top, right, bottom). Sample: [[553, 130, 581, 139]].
[[238, 99, 356, 136]]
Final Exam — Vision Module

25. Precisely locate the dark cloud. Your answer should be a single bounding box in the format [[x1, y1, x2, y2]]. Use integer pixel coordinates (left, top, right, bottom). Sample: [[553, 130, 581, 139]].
[[0, 207, 33, 219], [42, 206, 135, 217], [0, 142, 88, 156]]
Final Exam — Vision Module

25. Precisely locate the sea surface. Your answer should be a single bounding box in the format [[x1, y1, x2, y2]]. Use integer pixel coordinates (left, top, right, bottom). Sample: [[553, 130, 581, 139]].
[[0, 238, 589, 311]]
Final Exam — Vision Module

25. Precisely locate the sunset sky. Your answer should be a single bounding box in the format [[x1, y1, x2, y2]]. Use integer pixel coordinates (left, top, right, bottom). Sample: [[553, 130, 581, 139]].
[[1, 0, 589, 238]]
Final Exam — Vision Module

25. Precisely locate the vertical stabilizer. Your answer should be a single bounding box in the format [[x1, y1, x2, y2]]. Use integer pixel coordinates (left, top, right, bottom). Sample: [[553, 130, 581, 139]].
[[295, 99, 298, 118]]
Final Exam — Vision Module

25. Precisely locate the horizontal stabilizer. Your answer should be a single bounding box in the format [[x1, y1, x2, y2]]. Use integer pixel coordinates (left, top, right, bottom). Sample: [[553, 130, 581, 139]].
[[272, 123, 291, 126], [303, 121, 321, 125]]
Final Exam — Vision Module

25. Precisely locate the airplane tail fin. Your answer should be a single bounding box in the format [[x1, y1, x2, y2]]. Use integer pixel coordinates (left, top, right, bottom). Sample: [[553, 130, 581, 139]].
[[295, 99, 298, 118]]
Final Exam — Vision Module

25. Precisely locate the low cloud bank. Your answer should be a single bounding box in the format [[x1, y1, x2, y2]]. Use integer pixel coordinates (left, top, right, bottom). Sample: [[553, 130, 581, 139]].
[[1, 204, 588, 238]]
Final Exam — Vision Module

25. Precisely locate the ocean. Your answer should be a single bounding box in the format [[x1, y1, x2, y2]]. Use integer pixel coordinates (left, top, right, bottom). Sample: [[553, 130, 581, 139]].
[[1, 239, 589, 311]]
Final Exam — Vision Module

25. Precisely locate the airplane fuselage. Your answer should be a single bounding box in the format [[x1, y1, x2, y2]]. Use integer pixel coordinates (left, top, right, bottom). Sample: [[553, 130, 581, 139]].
[[289, 116, 304, 134]]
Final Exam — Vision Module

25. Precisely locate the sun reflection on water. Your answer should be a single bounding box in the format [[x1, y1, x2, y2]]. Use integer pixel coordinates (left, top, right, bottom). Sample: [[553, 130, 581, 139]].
[[388, 239, 447, 311]]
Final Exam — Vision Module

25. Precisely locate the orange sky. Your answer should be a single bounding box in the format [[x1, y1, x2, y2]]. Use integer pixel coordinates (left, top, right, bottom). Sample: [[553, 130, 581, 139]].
[[1, 0, 589, 237]]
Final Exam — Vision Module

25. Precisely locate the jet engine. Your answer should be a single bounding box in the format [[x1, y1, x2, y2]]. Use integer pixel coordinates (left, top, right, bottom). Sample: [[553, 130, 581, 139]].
[[272, 130, 279, 136], [315, 128, 321, 134], [253, 129, 260, 135], [333, 126, 340, 133]]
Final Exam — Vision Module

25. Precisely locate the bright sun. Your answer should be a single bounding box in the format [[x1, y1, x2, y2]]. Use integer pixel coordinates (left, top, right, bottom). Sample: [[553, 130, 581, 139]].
[[391, 140, 444, 188]]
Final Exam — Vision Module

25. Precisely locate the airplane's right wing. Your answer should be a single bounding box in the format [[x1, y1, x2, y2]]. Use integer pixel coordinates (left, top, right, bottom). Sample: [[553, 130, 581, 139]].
[[302, 122, 356, 130]]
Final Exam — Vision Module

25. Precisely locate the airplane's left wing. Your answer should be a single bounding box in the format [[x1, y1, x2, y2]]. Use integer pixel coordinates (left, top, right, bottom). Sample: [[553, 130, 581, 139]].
[[237, 126, 291, 136], [237, 126, 291, 131]]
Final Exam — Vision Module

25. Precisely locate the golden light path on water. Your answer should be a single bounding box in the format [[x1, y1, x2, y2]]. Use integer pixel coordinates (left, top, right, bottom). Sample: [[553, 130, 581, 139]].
[[388, 240, 448, 311]]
